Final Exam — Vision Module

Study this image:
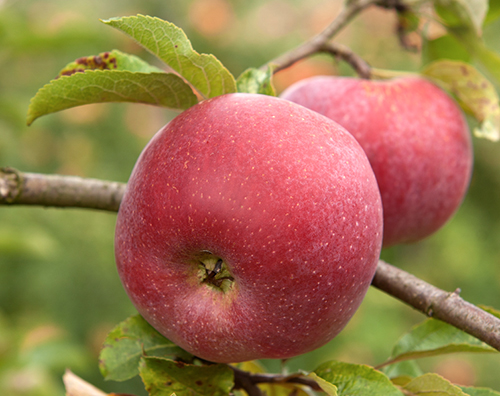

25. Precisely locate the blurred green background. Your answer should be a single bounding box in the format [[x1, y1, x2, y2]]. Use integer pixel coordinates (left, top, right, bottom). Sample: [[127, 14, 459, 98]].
[[1, 0, 500, 395]]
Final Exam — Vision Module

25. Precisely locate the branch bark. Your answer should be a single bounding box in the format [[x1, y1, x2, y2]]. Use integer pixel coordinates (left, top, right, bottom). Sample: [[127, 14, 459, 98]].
[[319, 42, 372, 79], [262, 0, 413, 79], [0, 167, 125, 212], [372, 260, 500, 351], [2, 168, 500, 352]]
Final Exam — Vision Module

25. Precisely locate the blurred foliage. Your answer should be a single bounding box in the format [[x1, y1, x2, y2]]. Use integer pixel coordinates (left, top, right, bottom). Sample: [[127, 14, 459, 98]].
[[1, 0, 500, 395]]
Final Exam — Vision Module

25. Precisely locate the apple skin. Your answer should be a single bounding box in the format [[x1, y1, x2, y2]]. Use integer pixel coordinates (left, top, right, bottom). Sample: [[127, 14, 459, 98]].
[[281, 77, 473, 247], [115, 93, 383, 363]]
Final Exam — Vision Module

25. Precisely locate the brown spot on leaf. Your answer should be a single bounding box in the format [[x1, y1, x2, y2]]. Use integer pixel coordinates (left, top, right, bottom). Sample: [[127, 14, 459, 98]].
[[175, 361, 186, 368], [56, 52, 118, 78]]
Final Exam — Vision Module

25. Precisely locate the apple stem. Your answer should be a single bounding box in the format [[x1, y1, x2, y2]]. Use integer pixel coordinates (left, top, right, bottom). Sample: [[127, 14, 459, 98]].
[[202, 258, 234, 289], [205, 258, 223, 281]]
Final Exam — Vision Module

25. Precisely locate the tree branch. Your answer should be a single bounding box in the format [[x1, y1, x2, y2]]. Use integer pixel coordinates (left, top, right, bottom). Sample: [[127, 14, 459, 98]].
[[263, 0, 378, 74], [0, 167, 125, 212], [319, 42, 372, 79], [372, 260, 500, 351], [231, 366, 322, 395], [262, 0, 415, 79], [2, 169, 500, 352]]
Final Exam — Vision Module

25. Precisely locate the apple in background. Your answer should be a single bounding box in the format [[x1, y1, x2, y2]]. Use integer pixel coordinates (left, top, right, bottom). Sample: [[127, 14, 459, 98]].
[[281, 77, 473, 247], [115, 93, 383, 363]]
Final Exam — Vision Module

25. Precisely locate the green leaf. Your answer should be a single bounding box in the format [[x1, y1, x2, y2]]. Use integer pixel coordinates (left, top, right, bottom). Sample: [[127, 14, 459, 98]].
[[382, 318, 496, 369], [236, 66, 276, 96], [102, 15, 236, 99], [470, 42, 500, 85], [99, 314, 193, 382], [422, 34, 471, 64], [313, 361, 403, 396], [398, 10, 420, 33], [484, 0, 500, 24], [421, 59, 500, 141], [460, 386, 500, 396], [390, 376, 413, 387], [480, 305, 500, 318], [448, 26, 500, 86], [382, 360, 423, 379], [403, 373, 469, 396], [434, 0, 489, 36], [57, 49, 164, 77], [27, 70, 198, 125], [308, 372, 338, 396], [139, 356, 234, 396]]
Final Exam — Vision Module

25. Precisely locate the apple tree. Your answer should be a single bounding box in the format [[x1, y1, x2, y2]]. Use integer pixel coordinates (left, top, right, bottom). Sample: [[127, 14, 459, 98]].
[[1, 0, 500, 395]]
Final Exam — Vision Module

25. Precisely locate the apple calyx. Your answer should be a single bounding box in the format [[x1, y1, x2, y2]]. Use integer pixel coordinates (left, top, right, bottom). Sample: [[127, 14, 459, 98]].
[[197, 255, 234, 293]]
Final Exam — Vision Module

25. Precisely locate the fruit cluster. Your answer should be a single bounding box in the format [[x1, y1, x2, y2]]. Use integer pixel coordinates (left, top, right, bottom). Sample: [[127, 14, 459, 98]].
[[115, 77, 472, 363]]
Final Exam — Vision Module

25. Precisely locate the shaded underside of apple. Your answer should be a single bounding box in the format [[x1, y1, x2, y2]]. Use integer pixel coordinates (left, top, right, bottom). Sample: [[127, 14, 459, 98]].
[[115, 93, 383, 363], [281, 76, 473, 247]]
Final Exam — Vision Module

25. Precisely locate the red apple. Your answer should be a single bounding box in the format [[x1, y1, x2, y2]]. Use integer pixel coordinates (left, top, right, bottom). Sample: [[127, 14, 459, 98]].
[[281, 76, 473, 247], [114, 93, 383, 363]]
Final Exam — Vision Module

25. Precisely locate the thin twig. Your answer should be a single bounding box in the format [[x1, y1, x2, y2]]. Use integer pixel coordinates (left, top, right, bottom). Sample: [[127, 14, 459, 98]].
[[263, 0, 378, 74], [2, 169, 500, 352], [231, 366, 322, 394], [232, 367, 265, 396], [319, 42, 372, 79]]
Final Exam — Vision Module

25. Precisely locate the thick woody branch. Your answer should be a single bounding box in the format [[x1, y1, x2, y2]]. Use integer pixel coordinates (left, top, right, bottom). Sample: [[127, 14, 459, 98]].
[[2, 169, 500, 353], [372, 260, 500, 351], [0, 167, 125, 212]]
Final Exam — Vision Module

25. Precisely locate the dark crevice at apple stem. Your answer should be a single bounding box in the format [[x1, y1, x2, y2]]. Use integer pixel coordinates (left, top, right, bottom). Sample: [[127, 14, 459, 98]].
[[202, 258, 234, 288], [205, 258, 223, 281]]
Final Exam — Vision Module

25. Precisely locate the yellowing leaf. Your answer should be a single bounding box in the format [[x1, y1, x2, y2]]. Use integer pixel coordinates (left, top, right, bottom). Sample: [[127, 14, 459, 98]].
[[139, 357, 234, 396], [403, 373, 469, 396], [313, 361, 403, 396], [422, 60, 500, 141], [308, 372, 338, 396]]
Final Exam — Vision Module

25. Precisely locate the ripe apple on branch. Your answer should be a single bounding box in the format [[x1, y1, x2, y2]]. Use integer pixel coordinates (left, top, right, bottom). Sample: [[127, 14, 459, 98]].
[[281, 76, 473, 247], [2, 0, 500, 395], [115, 93, 384, 363]]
